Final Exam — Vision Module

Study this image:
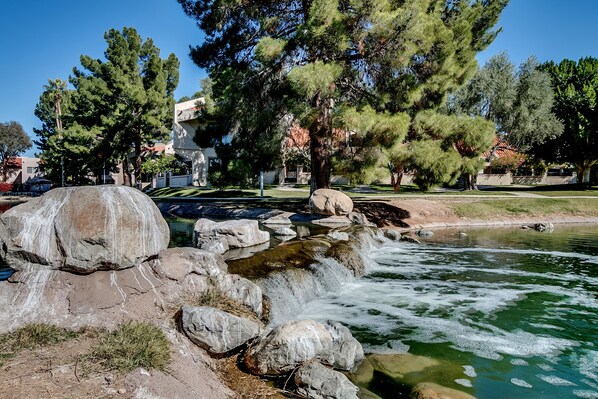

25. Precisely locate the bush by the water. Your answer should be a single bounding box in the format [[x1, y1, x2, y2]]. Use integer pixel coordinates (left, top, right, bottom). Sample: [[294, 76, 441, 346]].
[[91, 321, 170, 373]]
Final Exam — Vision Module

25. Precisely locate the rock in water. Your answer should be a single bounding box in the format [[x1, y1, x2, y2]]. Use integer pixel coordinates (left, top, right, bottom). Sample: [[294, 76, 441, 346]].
[[0, 186, 169, 273], [181, 306, 262, 356], [194, 219, 270, 254], [244, 319, 363, 376], [309, 189, 354, 216], [294, 361, 360, 399]]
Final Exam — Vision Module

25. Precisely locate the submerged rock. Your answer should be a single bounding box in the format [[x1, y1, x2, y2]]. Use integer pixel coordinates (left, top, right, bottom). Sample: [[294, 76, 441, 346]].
[[294, 361, 360, 399], [0, 186, 169, 273], [412, 382, 478, 399], [309, 189, 354, 216], [534, 222, 554, 232], [194, 219, 270, 254], [416, 230, 434, 237], [350, 353, 476, 397], [181, 306, 262, 356], [244, 319, 363, 376]]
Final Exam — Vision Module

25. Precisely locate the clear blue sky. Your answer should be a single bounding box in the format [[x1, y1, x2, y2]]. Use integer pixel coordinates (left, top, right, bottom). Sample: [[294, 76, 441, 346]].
[[1, 0, 598, 157]]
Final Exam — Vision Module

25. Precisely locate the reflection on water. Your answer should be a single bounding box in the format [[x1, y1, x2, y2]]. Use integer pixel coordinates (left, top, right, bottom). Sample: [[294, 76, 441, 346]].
[[298, 225, 598, 399]]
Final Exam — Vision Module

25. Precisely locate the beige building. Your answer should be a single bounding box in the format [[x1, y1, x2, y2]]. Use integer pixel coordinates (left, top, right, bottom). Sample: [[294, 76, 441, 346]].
[[172, 98, 219, 186]]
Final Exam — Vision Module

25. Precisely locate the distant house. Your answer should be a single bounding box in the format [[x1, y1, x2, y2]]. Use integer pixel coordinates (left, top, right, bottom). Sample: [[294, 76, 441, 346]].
[[0, 157, 52, 192], [172, 98, 221, 186]]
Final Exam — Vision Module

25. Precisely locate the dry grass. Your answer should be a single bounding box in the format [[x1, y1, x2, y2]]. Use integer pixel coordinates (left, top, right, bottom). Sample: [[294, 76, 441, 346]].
[[189, 287, 263, 324], [88, 321, 170, 373], [0, 323, 81, 366]]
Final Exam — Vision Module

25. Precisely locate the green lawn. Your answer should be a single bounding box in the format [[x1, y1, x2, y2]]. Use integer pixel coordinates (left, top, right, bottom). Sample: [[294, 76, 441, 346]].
[[147, 184, 598, 200], [449, 197, 598, 219]]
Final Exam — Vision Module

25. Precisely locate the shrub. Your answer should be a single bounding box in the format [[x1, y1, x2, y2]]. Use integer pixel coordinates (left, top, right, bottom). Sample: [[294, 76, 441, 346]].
[[91, 321, 170, 373]]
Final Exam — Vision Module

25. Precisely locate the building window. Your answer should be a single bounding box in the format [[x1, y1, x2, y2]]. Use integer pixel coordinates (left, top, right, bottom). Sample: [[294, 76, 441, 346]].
[[27, 167, 37, 174]]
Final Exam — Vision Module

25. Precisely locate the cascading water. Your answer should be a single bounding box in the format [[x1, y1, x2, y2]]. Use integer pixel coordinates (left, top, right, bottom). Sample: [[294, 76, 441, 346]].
[[296, 226, 598, 399]]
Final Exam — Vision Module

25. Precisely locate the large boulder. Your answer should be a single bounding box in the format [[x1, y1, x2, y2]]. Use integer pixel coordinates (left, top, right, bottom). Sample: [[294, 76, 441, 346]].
[[244, 319, 363, 376], [294, 361, 360, 399], [194, 219, 270, 254], [181, 306, 262, 356], [0, 186, 169, 273], [309, 189, 354, 216]]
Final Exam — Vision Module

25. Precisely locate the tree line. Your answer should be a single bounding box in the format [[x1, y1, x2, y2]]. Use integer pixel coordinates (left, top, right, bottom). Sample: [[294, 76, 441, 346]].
[[1, 1, 596, 191]]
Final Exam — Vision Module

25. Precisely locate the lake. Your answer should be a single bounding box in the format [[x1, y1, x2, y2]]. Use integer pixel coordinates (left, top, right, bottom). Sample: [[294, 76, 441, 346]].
[[297, 225, 598, 399]]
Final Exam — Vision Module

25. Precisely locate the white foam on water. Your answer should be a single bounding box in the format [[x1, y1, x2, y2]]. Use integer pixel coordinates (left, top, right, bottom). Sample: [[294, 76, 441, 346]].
[[455, 379, 473, 388], [538, 363, 555, 372], [511, 359, 529, 366], [574, 390, 598, 398], [582, 380, 598, 391], [538, 375, 578, 386], [463, 365, 477, 377], [574, 350, 598, 382], [511, 378, 533, 388]]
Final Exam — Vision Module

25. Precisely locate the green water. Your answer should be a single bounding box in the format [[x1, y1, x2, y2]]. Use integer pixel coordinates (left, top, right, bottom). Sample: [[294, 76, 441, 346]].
[[298, 225, 598, 399]]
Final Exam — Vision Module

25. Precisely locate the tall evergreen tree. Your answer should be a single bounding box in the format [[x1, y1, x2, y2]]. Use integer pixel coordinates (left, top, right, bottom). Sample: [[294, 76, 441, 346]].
[[536, 58, 598, 184], [34, 28, 180, 187], [0, 121, 31, 183], [180, 0, 507, 190], [71, 27, 180, 186]]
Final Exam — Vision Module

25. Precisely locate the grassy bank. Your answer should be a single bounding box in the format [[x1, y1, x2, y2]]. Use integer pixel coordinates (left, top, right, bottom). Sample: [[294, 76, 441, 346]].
[[448, 197, 598, 220]]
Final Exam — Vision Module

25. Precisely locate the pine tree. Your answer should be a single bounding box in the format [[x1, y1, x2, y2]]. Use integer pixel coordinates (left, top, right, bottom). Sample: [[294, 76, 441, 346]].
[[180, 0, 508, 190], [34, 28, 180, 187]]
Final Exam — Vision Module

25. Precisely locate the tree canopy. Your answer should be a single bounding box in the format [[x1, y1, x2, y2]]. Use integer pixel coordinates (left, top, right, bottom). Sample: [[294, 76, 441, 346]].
[[450, 52, 563, 151], [0, 121, 32, 183], [535, 57, 598, 184], [179, 0, 508, 190], [34, 27, 179, 186]]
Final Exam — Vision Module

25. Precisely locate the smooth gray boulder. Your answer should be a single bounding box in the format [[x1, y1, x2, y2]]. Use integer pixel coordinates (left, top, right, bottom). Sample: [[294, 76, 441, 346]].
[[150, 247, 228, 281], [273, 227, 297, 238], [244, 319, 363, 376], [216, 274, 263, 317], [294, 361, 360, 399], [0, 186, 169, 273], [261, 215, 293, 226], [309, 189, 354, 216], [323, 320, 364, 370], [194, 219, 270, 254], [181, 306, 262, 356]]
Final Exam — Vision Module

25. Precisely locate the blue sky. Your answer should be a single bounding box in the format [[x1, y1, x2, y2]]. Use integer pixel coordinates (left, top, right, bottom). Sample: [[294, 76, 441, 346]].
[[1, 1, 598, 157]]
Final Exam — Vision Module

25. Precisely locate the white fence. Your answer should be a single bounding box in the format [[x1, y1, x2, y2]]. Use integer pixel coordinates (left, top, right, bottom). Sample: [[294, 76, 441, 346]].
[[152, 174, 192, 189]]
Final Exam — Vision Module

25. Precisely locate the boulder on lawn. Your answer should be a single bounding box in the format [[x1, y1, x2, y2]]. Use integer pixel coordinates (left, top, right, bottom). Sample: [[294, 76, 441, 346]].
[[309, 189, 354, 216], [194, 219, 270, 254], [181, 306, 262, 356], [0, 186, 169, 273], [294, 361, 360, 399]]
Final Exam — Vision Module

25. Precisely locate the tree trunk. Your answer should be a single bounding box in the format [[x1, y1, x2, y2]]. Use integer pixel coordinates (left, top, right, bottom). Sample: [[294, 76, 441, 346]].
[[134, 133, 142, 190], [309, 95, 333, 193], [391, 164, 404, 192], [463, 173, 471, 190], [576, 161, 596, 185]]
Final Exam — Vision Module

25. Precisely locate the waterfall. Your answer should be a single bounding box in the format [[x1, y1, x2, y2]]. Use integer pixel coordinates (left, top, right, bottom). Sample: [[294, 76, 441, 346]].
[[255, 228, 388, 325]]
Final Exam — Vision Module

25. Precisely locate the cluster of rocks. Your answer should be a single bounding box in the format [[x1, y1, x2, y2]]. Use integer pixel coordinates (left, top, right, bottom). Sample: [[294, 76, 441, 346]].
[[181, 312, 365, 397], [0, 186, 475, 399]]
